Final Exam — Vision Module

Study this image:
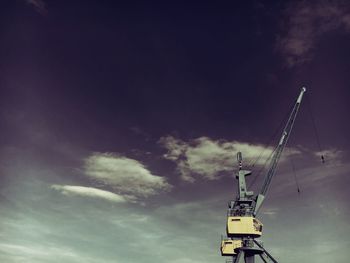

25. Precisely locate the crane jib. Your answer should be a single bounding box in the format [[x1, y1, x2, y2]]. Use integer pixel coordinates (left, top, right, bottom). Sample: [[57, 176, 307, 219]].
[[253, 87, 306, 215]]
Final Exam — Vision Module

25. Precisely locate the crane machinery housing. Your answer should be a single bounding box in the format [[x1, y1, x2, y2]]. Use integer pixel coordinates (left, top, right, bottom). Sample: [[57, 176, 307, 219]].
[[220, 87, 306, 263]]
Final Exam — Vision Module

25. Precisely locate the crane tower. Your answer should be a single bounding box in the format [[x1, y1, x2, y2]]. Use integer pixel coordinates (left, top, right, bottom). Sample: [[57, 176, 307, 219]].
[[220, 88, 306, 263]]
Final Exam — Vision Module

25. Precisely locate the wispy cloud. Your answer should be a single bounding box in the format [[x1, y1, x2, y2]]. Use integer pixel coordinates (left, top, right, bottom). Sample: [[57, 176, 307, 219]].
[[159, 136, 280, 182], [271, 160, 349, 198], [51, 185, 128, 203], [159, 136, 338, 183], [261, 207, 279, 219], [276, 0, 350, 67], [0, 243, 117, 263], [84, 153, 172, 198], [26, 0, 48, 16]]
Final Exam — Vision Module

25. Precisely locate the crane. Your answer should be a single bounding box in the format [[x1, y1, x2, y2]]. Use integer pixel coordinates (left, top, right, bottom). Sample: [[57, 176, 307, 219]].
[[220, 87, 306, 263]]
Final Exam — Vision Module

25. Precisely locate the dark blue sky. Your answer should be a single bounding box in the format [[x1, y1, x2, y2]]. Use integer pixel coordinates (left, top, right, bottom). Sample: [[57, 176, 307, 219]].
[[1, 1, 350, 262]]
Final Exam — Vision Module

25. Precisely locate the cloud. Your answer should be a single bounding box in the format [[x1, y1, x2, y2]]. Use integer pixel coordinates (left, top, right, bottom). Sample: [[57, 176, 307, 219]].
[[269, 159, 349, 200], [276, 0, 350, 67], [51, 185, 128, 203], [26, 0, 48, 16], [0, 243, 118, 263], [261, 207, 279, 219], [159, 136, 279, 182], [84, 153, 172, 197]]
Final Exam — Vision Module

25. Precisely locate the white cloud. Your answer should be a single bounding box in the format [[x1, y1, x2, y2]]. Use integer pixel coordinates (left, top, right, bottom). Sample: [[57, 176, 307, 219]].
[[0, 243, 117, 263], [84, 153, 172, 197], [261, 207, 279, 219], [276, 1, 350, 67], [159, 136, 278, 182], [270, 160, 349, 199], [51, 185, 128, 203]]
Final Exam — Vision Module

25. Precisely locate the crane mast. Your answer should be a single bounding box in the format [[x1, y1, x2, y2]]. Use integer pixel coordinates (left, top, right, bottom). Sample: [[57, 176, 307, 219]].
[[220, 87, 306, 263]]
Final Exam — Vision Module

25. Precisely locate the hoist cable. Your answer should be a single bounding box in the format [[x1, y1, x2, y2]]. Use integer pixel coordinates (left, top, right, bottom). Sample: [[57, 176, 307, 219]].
[[247, 98, 296, 188], [248, 147, 276, 189], [288, 148, 301, 194], [305, 94, 325, 163], [247, 100, 295, 170]]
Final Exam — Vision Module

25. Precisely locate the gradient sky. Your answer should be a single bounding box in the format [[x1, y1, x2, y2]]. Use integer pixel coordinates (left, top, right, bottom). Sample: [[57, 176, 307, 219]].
[[1, 1, 350, 263]]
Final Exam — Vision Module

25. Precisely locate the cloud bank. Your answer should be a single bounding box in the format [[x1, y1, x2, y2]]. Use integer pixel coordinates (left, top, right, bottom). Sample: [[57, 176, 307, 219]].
[[277, 0, 350, 67]]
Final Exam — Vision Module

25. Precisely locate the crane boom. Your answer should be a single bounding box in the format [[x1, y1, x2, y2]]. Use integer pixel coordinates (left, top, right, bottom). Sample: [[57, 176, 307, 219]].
[[253, 87, 306, 215]]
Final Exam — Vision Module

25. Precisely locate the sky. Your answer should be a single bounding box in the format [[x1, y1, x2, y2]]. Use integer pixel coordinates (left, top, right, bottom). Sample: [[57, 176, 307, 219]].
[[0, 0, 350, 262]]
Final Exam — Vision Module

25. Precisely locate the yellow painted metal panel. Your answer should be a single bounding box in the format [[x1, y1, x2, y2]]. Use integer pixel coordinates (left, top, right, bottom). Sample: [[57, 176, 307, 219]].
[[220, 239, 242, 256], [226, 216, 262, 237]]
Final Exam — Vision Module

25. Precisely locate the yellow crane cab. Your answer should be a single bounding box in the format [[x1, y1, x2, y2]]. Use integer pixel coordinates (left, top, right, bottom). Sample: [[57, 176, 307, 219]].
[[226, 216, 262, 237], [220, 238, 242, 256]]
